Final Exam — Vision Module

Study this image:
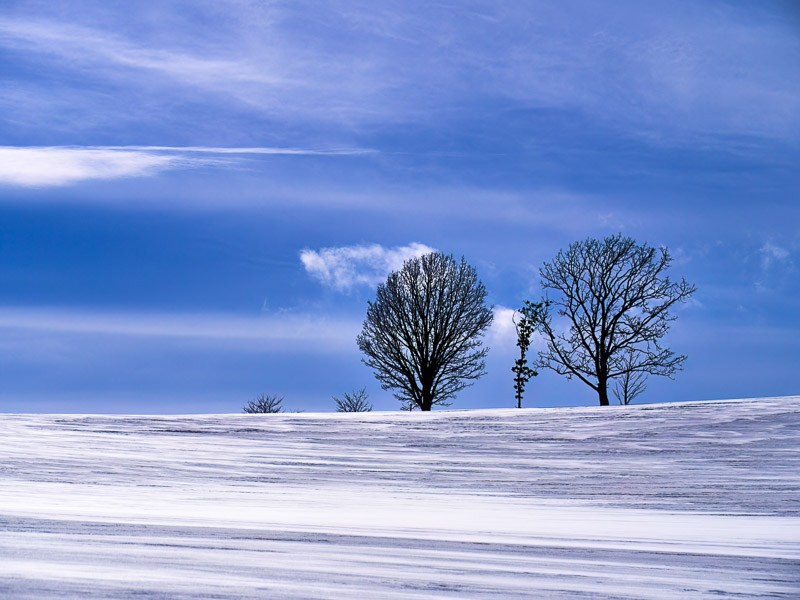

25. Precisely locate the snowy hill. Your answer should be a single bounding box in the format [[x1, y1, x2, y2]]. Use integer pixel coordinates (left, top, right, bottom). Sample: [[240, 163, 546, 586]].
[[1, 397, 799, 599]]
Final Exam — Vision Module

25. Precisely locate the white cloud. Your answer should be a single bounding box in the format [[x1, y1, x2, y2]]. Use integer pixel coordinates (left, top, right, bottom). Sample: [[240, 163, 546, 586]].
[[300, 243, 436, 291], [486, 306, 518, 350], [0, 147, 176, 187], [0, 306, 359, 351], [0, 146, 371, 187], [760, 242, 790, 270], [486, 305, 549, 353]]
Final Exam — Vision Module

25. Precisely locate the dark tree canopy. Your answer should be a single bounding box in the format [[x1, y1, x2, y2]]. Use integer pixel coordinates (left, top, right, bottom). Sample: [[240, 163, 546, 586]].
[[243, 393, 284, 413], [357, 252, 494, 411], [535, 234, 696, 406], [333, 387, 373, 412]]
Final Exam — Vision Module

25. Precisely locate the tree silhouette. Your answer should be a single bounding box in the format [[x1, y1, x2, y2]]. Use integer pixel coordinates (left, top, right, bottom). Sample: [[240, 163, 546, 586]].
[[535, 234, 696, 406], [333, 387, 373, 412], [243, 393, 284, 413], [512, 300, 548, 408], [357, 252, 493, 411], [613, 368, 648, 405]]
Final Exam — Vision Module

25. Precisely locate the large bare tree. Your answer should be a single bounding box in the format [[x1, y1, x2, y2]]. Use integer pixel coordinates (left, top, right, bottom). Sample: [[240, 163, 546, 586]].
[[535, 234, 696, 406], [357, 252, 493, 411]]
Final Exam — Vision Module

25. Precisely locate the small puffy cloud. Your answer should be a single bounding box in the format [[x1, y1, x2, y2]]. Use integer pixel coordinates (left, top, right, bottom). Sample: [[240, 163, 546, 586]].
[[487, 305, 549, 353], [760, 242, 790, 270], [300, 242, 436, 291]]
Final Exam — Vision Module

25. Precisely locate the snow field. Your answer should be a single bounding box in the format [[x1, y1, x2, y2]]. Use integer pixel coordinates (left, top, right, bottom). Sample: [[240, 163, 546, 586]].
[[1, 396, 799, 598]]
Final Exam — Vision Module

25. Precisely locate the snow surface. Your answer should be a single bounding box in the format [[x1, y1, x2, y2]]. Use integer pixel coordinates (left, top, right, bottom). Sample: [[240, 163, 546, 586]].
[[1, 397, 799, 598]]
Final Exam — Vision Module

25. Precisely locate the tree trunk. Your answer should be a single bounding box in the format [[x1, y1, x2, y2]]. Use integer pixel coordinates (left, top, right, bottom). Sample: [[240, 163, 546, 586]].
[[597, 382, 610, 406], [420, 391, 433, 411], [419, 394, 433, 411], [420, 380, 434, 411]]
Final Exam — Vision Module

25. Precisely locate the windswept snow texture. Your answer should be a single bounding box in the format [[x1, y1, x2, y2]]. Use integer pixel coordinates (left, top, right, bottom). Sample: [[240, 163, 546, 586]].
[[1, 397, 799, 599]]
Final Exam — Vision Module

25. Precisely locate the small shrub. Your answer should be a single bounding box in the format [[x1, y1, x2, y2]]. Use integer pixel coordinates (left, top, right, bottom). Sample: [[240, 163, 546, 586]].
[[333, 387, 373, 412], [243, 393, 284, 413]]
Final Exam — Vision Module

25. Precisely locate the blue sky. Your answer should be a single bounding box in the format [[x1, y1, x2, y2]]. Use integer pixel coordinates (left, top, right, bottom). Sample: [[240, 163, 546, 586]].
[[0, 0, 798, 413]]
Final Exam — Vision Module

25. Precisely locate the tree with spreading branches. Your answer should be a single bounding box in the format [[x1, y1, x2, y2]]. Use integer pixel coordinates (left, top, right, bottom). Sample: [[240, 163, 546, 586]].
[[534, 234, 696, 406], [333, 387, 373, 412], [357, 252, 493, 411]]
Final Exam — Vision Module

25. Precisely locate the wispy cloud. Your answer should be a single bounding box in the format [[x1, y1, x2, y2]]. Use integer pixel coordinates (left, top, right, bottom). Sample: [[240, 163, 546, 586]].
[[106, 146, 372, 156], [755, 241, 795, 293], [3, 5, 797, 143], [0, 147, 640, 233], [0, 18, 275, 88], [0, 306, 359, 350], [0, 146, 176, 187], [0, 146, 371, 187], [760, 242, 791, 270], [301, 243, 436, 291], [0, 15, 389, 122]]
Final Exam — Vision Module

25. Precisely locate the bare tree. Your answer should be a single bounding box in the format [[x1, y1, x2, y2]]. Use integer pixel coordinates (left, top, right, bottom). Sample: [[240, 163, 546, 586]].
[[334, 387, 373, 412], [243, 393, 284, 413], [357, 252, 494, 411], [511, 300, 548, 408], [535, 234, 696, 406], [613, 370, 648, 405], [612, 348, 648, 404]]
